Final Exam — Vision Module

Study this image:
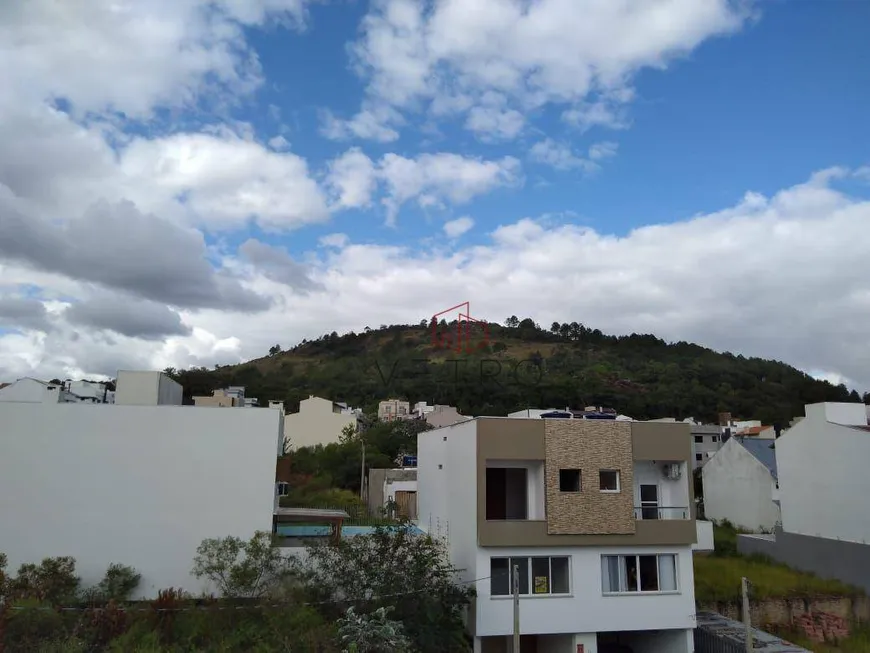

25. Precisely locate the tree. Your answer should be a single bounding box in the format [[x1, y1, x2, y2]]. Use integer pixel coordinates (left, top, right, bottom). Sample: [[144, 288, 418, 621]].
[[504, 315, 519, 328], [8, 556, 80, 604], [192, 532, 293, 599], [297, 527, 473, 653], [269, 344, 282, 356], [337, 606, 411, 653]]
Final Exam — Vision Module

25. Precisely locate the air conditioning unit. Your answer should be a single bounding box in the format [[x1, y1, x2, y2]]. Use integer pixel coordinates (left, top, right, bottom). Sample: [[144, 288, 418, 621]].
[[662, 464, 682, 480]]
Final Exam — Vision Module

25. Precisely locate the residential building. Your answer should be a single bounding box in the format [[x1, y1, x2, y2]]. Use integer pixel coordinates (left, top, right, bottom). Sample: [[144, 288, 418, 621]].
[[378, 398, 410, 421], [192, 385, 259, 408], [0, 377, 75, 403], [703, 437, 780, 531], [418, 417, 697, 653], [508, 407, 633, 421], [413, 402, 471, 428], [691, 424, 722, 469], [738, 402, 870, 592], [115, 370, 183, 406], [0, 387, 283, 598], [367, 468, 418, 519], [283, 395, 360, 450], [66, 380, 115, 404]]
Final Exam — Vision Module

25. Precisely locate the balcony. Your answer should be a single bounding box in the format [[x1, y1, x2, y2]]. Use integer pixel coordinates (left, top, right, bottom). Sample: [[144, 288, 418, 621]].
[[634, 506, 690, 520]]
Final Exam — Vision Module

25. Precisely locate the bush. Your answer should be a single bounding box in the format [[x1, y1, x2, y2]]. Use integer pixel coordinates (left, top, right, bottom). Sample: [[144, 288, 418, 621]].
[[337, 606, 411, 653], [192, 532, 294, 599], [2, 599, 67, 651], [81, 564, 142, 604]]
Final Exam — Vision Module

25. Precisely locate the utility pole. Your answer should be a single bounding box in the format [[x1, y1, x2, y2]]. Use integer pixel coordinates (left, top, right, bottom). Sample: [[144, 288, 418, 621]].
[[513, 564, 520, 653], [742, 577, 752, 651], [359, 437, 366, 501]]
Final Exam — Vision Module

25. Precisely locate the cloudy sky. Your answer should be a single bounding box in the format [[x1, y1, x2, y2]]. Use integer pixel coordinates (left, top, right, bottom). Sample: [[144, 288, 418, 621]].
[[1, 0, 869, 391]]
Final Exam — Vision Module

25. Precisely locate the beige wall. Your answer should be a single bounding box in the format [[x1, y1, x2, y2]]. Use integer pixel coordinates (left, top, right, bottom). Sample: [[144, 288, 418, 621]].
[[193, 395, 238, 407], [284, 396, 357, 450]]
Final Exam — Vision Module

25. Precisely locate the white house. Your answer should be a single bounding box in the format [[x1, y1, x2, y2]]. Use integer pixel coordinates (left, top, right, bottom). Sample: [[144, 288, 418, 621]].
[[702, 437, 780, 531], [418, 417, 697, 653], [0, 396, 282, 598], [114, 370, 183, 406], [738, 402, 870, 593], [0, 377, 75, 403]]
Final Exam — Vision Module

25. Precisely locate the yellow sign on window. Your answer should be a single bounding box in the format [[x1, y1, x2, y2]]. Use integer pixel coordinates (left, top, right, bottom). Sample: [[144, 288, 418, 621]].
[[534, 576, 549, 593]]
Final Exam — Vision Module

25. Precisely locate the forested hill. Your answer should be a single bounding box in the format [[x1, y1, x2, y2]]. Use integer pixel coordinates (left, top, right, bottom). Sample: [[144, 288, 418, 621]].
[[165, 318, 865, 427]]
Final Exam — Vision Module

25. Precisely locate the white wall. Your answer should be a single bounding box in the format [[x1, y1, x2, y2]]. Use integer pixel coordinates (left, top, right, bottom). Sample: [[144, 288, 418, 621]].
[[115, 371, 182, 406], [0, 402, 281, 598], [473, 545, 695, 637], [0, 378, 59, 403], [693, 520, 715, 551], [633, 462, 690, 514], [778, 405, 870, 543], [702, 438, 780, 531]]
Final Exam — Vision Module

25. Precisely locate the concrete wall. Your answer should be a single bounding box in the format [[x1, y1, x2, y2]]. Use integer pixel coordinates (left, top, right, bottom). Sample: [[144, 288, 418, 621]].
[[0, 402, 281, 598], [473, 544, 696, 637], [702, 437, 780, 531], [115, 371, 182, 406], [738, 529, 870, 594], [284, 396, 357, 450], [777, 404, 870, 543]]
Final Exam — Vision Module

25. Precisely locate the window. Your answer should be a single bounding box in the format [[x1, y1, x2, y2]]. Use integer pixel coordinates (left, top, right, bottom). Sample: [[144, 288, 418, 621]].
[[491, 556, 570, 596], [601, 554, 678, 594], [486, 467, 528, 520], [559, 469, 581, 492], [276, 482, 289, 497], [599, 470, 620, 492], [695, 453, 703, 461], [694, 435, 703, 443]]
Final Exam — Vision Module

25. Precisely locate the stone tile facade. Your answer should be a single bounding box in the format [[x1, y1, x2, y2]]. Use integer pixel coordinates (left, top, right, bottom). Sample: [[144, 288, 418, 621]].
[[544, 420, 635, 535]]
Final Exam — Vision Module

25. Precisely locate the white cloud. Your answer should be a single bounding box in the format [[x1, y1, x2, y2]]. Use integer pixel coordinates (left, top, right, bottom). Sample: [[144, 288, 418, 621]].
[[529, 139, 617, 172], [6, 168, 870, 393], [0, 0, 318, 119], [325, 148, 378, 210], [320, 105, 403, 143], [268, 135, 290, 150], [378, 153, 522, 224], [348, 0, 750, 137], [443, 216, 475, 238], [319, 233, 350, 249], [464, 92, 525, 140]]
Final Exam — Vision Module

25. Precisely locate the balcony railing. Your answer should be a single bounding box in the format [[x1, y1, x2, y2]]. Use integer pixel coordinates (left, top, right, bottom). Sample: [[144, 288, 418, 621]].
[[634, 506, 690, 520]]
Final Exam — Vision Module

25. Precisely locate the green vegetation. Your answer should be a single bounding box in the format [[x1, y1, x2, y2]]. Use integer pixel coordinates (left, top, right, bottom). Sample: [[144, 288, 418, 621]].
[[1, 528, 472, 652], [694, 523, 863, 602], [769, 625, 870, 652], [164, 319, 868, 426]]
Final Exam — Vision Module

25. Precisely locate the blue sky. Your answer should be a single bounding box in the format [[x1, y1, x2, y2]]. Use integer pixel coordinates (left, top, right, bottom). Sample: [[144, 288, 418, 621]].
[[1, 0, 870, 392]]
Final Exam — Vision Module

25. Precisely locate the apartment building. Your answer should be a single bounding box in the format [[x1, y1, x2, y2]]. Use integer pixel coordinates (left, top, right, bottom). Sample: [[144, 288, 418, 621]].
[[378, 398, 410, 421], [0, 377, 115, 404], [418, 417, 697, 653]]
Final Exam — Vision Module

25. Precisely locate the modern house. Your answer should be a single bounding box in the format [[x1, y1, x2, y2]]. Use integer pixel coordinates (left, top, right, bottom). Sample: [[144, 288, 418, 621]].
[[418, 417, 697, 653], [690, 424, 722, 469], [192, 385, 259, 408], [283, 395, 360, 450], [412, 402, 471, 428], [702, 437, 780, 531], [378, 398, 410, 421], [0, 372, 283, 599], [738, 402, 870, 592]]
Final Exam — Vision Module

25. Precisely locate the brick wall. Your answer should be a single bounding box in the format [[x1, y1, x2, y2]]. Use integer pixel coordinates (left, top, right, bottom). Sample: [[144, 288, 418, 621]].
[[544, 420, 635, 535]]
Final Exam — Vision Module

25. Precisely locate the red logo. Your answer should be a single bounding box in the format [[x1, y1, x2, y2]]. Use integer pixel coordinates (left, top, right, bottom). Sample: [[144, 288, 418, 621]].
[[430, 301, 490, 354]]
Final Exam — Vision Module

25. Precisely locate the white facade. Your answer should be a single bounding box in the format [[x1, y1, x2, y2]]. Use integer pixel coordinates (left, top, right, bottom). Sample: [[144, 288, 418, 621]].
[[777, 402, 870, 543], [115, 370, 183, 406], [67, 380, 115, 404], [283, 395, 359, 450], [702, 437, 781, 532], [0, 377, 71, 403], [417, 420, 695, 653], [0, 402, 282, 598]]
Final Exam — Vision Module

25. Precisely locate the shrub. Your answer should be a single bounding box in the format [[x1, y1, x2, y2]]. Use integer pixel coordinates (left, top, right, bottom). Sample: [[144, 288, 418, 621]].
[[192, 532, 293, 599], [337, 606, 411, 653], [2, 599, 67, 651]]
